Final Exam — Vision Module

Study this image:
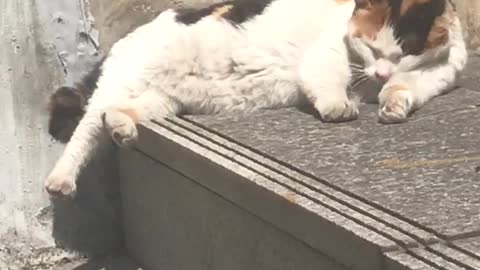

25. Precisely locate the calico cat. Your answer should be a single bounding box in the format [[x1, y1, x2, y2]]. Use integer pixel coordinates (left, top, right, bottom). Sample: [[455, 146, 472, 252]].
[[45, 0, 467, 196]]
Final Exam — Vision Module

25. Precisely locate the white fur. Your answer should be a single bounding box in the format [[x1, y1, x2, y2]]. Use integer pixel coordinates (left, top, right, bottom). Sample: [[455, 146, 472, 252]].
[[45, 0, 467, 196]]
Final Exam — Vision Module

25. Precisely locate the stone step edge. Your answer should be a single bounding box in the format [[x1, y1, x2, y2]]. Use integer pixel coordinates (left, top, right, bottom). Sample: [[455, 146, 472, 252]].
[[130, 119, 477, 270]]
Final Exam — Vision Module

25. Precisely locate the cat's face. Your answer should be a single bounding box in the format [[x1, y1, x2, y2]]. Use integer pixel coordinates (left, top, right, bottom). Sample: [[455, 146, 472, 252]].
[[346, 0, 453, 82]]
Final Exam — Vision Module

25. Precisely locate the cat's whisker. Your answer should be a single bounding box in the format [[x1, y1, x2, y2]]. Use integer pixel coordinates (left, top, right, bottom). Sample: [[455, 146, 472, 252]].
[[349, 63, 364, 68], [349, 65, 363, 70], [351, 70, 365, 75], [351, 76, 369, 89], [350, 72, 368, 83], [349, 65, 365, 71]]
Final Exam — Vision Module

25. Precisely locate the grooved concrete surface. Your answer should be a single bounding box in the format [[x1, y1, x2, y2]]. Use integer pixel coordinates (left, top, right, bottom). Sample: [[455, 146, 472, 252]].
[[173, 57, 480, 269], [190, 90, 480, 237], [122, 73, 480, 269]]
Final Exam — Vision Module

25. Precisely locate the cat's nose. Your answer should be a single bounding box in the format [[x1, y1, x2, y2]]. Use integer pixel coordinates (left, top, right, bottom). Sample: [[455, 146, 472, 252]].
[[374, 71, 391, 82]]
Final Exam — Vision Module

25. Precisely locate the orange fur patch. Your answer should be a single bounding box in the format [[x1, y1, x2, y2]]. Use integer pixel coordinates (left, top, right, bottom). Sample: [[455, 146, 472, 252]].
[[334, 0, 352, 4], [212, 4, 234, 19], [118, 108, 139, 123], [383, 84, 409, 94], [349, 0, 390, 39], [425, 2, 454, 50]]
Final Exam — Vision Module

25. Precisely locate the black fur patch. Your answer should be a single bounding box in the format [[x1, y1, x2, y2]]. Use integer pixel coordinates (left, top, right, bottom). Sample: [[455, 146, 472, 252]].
[[388, 0, 447, 55], [176, 0, 273, 26], [48, 57, 105, 143], [80, 57, 105, 98], [48, 87, 86, 143]]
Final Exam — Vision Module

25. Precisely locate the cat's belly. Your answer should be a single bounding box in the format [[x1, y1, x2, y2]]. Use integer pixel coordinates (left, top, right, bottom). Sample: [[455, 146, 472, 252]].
[[98, 7, 320, 113], [139, 12, 306, 114], [154, 68, 303, 114]]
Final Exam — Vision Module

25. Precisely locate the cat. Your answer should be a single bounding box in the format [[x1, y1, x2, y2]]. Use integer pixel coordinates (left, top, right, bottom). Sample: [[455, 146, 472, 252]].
[[45, 0, 467, 197]]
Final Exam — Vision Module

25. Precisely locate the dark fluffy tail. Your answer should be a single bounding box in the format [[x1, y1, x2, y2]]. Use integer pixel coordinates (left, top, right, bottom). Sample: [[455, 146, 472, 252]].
[[48, 86, 89, 143], [48, 58, 105, 143]]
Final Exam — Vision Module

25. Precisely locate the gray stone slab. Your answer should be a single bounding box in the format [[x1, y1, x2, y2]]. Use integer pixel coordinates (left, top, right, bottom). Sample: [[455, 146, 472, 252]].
[[133, 121, 395, 270], [427, 243, 480, 269], [120, 150, 347, 270], [187, 88, 480, 238], [126, 115, 480, 270], [458, 53, 480, 91], [384, 252, 439, 270], [384, 238, 480, 270], [168, 117, 440, 245], [56, 255, 143, 270], [451, 237, 480, 259]]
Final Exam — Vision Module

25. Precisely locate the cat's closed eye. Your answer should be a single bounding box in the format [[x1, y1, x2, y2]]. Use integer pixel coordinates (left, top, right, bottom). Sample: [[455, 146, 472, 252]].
[[388, 52, 402, 62]]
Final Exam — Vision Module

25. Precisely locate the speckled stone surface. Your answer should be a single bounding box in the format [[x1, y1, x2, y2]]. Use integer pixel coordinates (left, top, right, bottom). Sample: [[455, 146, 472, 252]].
[[187, 87, 480, 238], [458, 53, 480, 91], [453, 237, 480, 258]]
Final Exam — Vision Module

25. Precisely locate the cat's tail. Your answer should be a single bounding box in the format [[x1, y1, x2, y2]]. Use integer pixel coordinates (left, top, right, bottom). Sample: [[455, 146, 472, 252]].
[[48, 86, 90, 143], [48, 58, 105, 143]]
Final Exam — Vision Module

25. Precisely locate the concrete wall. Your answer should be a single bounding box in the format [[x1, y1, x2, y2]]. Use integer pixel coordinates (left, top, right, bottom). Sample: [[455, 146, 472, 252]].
[[0, 1, 123, 269], [120, 150, 346, 270], [454, 0, 480, 51], [90, 0, 223, 50]]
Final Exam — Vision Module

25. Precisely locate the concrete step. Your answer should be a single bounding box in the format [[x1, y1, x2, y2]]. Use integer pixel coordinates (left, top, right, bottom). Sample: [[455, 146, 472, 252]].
[[119, 86, 480, 269]]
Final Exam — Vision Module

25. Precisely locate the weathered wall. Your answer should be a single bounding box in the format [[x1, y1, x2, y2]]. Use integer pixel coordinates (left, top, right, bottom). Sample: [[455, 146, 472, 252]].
[[90, 0, 224, 51], [0, 0, 121, 269], [454, 0, 480, 51]]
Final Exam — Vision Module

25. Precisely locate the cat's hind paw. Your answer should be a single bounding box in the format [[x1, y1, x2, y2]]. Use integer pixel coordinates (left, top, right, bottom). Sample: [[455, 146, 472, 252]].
[[316, 99, 359, 123], [102, 108, 139, 148], [45, 174, 77, 198]]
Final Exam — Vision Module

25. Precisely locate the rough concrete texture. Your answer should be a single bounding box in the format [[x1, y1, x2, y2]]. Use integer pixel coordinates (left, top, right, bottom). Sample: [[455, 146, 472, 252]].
[[129, 122, 396, 270], [188, 86, 480, 238], [453, 237, 480, 258], [122, 86, 480, 269], [90, 0, 224, 50], [0, 0, 123, 269], [454, 0, 480, 51], [121, 150, 348, 270]]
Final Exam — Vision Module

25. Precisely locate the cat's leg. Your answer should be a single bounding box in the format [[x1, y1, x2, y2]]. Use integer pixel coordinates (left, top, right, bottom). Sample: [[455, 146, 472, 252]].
[[298, 36, 357, 122], [102, 90, 181, 147], [378, 64, 459, 124], [379, 22, 467, 124], [45, 108, 106, 196]]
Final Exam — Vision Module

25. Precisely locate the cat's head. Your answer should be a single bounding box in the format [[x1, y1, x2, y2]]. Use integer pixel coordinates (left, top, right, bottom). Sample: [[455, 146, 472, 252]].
[[346, 0, 456, 82]]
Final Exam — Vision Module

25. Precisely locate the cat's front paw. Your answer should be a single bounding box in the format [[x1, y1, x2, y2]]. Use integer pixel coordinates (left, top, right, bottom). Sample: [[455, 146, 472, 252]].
[[102, 108, 139, 148], [45, 174, 77, 198], [316, 99, 359, 123], [378, 90, 412, 124]]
